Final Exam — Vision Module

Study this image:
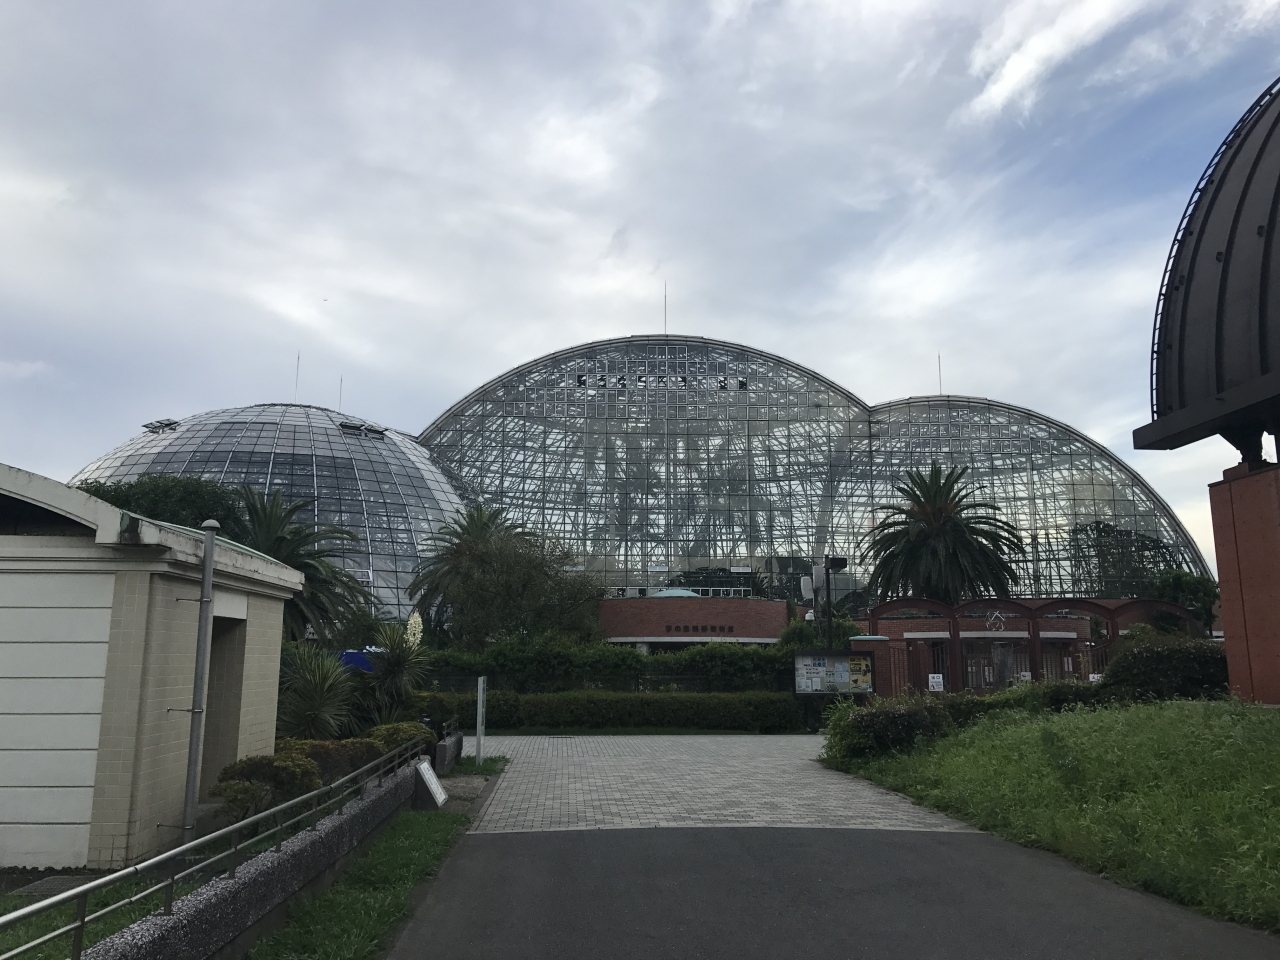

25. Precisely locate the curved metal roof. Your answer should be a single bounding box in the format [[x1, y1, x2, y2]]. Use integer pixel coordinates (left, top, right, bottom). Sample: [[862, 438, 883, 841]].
[[1136, 74, 1280, 453], [883, 394, 1205, 570], [418, 334, 870, 439]]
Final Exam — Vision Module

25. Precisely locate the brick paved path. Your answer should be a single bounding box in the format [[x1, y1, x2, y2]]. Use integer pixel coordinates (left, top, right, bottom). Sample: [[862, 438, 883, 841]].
[[464, 734, 971, 833]]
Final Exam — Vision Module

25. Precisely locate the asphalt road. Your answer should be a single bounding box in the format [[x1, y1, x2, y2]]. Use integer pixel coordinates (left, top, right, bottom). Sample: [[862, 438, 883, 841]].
[[387, 828, 1280, 960]]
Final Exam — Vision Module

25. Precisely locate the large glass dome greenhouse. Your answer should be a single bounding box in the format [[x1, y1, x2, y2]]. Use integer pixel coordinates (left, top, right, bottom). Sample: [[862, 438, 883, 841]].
[[72, 404, 462, 618], [418, 335, 1208, 600]]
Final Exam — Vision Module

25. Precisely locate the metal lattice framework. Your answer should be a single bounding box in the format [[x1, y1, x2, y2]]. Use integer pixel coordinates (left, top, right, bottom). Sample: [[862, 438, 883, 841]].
[[72, 404, 462, 618], [420, 336, 1208, 600]]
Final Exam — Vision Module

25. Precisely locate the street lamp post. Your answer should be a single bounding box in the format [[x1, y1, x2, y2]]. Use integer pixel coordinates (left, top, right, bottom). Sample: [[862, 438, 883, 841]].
[[182, 519, 219, 844]]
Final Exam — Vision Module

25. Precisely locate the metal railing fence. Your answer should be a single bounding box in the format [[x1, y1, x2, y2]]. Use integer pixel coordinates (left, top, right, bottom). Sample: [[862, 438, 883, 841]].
[[0, 737, 428, 960]]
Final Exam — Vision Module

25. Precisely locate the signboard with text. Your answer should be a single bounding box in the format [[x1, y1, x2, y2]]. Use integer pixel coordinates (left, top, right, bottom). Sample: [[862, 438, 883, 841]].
[[794, 652, 873, 694]]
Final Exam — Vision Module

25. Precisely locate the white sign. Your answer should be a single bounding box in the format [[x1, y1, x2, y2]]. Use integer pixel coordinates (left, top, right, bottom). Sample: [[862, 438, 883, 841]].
[[1088, 673, 1103, 683], [1019, 672, 1033, 682], [927, 673, 944, 692], [416, 760, 449, 809]]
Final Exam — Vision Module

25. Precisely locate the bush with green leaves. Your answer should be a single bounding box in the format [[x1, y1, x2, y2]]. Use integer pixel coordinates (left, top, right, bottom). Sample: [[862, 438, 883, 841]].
[[778, 617, 864, 649], [78, 474, 247, 536], [822, 695, 953, 762], [427, 634, 796, 692], [367, 721, 437, 754], [276, 643, 354, 739], [414, 690, 804, 733], [276, 738, 384, 784], [209, 752, 322, 820], [821, 680, 1103, 765], [1100, 633, 1228, 701]]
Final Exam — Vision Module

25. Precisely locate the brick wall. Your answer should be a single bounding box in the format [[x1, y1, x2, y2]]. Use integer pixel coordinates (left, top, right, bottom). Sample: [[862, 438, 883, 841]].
[[599, 597, 791, 641]]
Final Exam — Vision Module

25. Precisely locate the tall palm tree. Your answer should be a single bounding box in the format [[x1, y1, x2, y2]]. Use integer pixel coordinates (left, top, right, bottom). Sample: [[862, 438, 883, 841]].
[[237, 486, 374, 641], [863, 463, 1025, 605], [407, 503, 530, 632]]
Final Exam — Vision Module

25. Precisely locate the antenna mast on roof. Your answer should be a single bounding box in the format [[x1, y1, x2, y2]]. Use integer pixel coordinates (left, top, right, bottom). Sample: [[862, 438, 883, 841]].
[[294, 352, 300, 403], [937, 354, 942, 395], [338, 375, 343, 412], [664, 282, 667, 336]]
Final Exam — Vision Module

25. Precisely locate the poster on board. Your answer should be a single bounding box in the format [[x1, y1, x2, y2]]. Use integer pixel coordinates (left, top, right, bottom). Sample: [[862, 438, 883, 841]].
[[794, 653, 874, 694]]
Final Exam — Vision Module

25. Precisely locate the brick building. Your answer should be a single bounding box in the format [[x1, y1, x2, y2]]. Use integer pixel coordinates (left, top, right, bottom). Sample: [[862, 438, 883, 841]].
[[599, 591, 792, 653]]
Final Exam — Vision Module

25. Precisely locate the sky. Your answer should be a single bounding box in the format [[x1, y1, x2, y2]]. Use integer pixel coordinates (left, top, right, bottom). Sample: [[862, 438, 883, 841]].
[[4, 1, 1280, 572]]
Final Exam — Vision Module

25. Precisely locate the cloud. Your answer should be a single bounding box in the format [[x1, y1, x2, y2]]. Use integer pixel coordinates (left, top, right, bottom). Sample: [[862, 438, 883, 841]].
[[0, 360, 48, 380], [1, 0, 1279, 568], [964, 0, 1280, 120]]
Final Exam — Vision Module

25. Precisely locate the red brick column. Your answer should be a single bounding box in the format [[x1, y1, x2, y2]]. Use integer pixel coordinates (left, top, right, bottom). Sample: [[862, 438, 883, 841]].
[[1209, 462, 1280, 702]]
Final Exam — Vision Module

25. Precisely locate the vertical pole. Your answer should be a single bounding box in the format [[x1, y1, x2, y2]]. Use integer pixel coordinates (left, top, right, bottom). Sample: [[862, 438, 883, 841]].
[[182, 520, 219, 845], [475, 676, 487, 767], [824, 558, 833, 647]]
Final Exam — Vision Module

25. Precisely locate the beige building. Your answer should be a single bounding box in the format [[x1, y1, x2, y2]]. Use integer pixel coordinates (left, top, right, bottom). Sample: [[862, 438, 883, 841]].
[[0, 463, 304, 869]]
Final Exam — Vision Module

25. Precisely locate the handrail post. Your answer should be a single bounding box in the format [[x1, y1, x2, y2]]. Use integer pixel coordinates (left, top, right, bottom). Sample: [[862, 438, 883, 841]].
[[69, 890, 89, 960]]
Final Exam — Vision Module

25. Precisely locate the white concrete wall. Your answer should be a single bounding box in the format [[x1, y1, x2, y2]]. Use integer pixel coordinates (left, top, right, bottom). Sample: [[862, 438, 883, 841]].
[[0, 572, 113, 867]]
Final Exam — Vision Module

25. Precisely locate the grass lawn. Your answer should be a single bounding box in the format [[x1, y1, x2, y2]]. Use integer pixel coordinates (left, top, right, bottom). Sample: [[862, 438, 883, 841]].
[[841, 700, 1280, 931], [249, 810, 468, 960], [445, 755, 505, 776]]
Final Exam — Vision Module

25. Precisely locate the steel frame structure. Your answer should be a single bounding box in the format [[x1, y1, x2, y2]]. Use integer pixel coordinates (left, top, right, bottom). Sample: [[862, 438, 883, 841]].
[[420, 336, 1208, 601]]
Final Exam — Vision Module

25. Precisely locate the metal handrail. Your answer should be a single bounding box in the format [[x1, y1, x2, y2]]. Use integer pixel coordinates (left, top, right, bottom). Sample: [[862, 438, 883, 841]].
[[0, 737, 428, 960]]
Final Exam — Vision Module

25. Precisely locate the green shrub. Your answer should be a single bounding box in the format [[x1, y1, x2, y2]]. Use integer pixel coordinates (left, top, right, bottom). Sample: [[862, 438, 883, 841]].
[[1101, 638, 1228, 701], [822, 696, 953, 763], [413, 690, 803, 733], [367, 722, 437, 755], [277, 738, 385, 784], [425, 636, 796, 692], [210, 752, 322, 820], [822, 680, 1101, 765]]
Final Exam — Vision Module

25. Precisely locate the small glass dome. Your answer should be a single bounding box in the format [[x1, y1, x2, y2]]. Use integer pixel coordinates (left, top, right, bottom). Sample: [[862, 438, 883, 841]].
[[73, 404, 462, 618]]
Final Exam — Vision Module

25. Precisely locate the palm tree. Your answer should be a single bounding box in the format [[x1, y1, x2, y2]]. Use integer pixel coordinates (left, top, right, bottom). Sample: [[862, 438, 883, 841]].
[[237, 486, 374, 641], [407, 504, 530, 632], [276, 643, 354, 739], [863, 463, 1025, 605]]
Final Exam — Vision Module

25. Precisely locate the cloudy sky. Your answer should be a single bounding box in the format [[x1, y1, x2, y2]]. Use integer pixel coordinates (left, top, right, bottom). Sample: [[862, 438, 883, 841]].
[[4, 1, 1280, 569]]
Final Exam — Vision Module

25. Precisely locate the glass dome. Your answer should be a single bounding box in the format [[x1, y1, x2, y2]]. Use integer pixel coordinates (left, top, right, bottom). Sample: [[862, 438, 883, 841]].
[[418, 335, 1209, 601], [73, 404, 462, 618]]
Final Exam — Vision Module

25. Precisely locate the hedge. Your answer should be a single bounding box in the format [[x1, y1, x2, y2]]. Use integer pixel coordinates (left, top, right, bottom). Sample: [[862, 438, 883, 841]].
[[413, 690, 804, 733], [277, 738, 384, 784], [1099, 638, 1228, 701], [425, 638, 795, 693], [367, 722, 437, 755]]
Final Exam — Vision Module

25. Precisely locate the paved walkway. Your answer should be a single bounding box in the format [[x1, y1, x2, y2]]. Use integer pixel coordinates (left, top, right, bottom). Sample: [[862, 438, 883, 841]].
[[385, 735, 1280, 960], [464, 734, 970, 833]]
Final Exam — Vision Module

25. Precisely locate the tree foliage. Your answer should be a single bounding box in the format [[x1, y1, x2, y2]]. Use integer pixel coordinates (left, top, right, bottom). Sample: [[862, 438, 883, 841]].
[[237, 486, 373, 642], [1143, 568, 1219, 632], [863, 463, 1025, 605], [78, 473, 247, 536], [276, 643, 354, 740], [408, 504, 603, 648], [80, 476, 377, 641]]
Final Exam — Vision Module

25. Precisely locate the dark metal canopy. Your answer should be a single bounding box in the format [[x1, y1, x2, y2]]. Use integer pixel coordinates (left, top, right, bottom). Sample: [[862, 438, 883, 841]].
[[1134, 75, 1280, 460]]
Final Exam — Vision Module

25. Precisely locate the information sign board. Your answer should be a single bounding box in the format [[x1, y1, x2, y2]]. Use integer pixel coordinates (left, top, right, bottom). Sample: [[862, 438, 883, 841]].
[[416, 760, 449, 809], [794, 653, 873, 694], [927, 673, 945, 692]]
